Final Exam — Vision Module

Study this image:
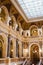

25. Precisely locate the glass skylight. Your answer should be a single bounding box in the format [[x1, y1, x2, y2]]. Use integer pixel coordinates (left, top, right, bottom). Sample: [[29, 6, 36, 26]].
[[17, 0, 43, 19]]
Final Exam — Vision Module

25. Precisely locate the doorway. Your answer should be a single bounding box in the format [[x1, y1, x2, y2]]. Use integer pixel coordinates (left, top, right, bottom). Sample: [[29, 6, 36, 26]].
[[30, 44, 40, 63]]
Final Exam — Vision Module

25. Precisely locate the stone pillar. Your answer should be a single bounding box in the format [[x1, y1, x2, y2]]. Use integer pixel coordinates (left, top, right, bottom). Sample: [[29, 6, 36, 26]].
[[14, 24, 18, 31], [3, 40, 7, 58], [29, 30, 30, 36], [42, 41, 43, 57], [28, 43, 29, 57], [2, 33, 8, 58], [18, 41, 22, 57], [13, 38, 16, 58], [7, 16, 11, 26], [39, 41, 42, 57], [6, 35, 8, 58], [38, 28, 42, 36], [0, 8, 1, 13]]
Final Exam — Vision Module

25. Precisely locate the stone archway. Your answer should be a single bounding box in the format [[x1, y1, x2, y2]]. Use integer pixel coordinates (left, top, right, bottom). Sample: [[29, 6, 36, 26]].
[[30, 44, 40, 63]]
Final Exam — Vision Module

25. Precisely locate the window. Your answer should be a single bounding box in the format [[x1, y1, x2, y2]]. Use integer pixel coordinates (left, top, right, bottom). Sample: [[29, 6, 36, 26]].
[[18, 0, 43, 19]]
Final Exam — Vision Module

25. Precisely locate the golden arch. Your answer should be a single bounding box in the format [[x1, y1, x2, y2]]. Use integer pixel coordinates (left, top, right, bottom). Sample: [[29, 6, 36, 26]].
[[29, 43, 40, 64], [29, 25, 38, 36], [1, 6, 9, 23], [0, 33, 8, 58], [29, 43, 40, 59]]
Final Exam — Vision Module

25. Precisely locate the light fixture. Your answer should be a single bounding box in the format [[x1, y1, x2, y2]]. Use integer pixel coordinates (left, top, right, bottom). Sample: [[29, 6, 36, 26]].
[[32, 64, 34, 65], [11, 49, 13, 52], [35, 50, 37, 53]]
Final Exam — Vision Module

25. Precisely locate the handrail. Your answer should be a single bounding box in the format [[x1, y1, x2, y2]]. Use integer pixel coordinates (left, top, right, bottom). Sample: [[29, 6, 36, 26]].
[[23, 59, 27, 65]]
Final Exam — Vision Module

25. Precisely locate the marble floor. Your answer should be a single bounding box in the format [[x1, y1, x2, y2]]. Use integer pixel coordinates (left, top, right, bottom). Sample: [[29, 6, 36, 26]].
[[0, 62, 23, 65], [0, 59, 43, 65]]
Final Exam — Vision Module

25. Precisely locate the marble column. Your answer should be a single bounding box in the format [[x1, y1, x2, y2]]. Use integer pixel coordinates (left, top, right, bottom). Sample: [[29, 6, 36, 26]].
[[42, 41, 43, 57], [39, 41, 42, 57], [18, 41, 22, 57], [38, 28, 42, 36], [28, 43, 29, 57], [29, 30, 30, 36], [13, 38, 16, 58]]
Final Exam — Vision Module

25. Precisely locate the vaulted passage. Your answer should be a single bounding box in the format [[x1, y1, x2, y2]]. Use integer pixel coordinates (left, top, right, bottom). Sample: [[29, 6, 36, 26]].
[[30, 44, 40, 64]]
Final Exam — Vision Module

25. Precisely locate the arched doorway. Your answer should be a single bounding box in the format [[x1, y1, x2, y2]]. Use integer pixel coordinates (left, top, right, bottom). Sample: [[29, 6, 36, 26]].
[[30, 44, 40, 63], [0, 40, 3, 58]]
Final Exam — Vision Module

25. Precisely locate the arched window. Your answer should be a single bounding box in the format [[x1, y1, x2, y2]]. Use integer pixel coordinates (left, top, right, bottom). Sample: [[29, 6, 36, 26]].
[[30, 25, 38, 37]]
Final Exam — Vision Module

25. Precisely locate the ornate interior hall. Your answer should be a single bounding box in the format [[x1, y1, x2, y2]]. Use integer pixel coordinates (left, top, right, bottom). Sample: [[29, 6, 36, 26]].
[[0, 0, 43, 65]]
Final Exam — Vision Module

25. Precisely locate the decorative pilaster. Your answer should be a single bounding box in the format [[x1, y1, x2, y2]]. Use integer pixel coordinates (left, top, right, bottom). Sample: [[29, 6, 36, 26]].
[[42, 41, 43, 57], [13, 38, 16, 58], [38, 28, 42, 36], [18, 41, 22, 57]]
